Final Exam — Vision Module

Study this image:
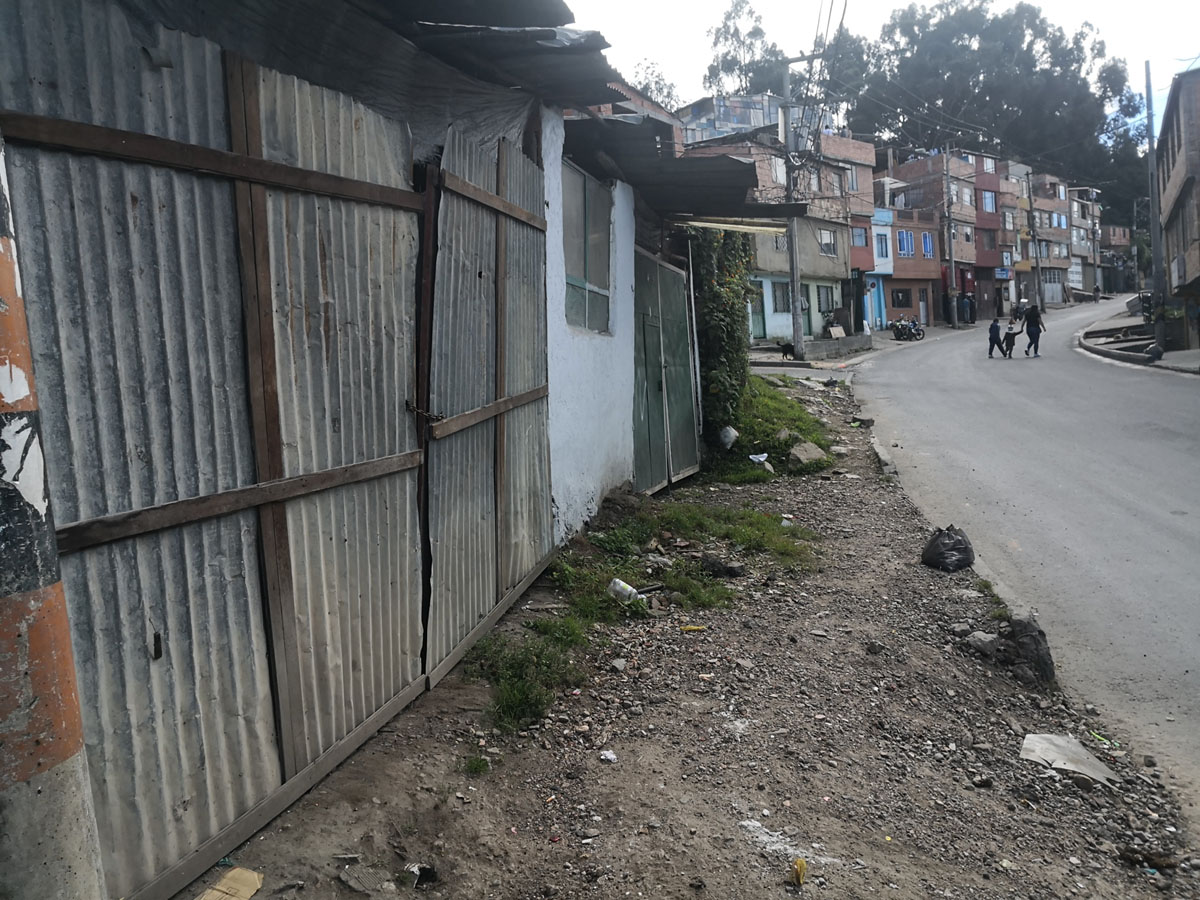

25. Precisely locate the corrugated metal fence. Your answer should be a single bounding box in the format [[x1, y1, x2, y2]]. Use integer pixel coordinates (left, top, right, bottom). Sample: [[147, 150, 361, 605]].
[[0, 20, 553, 900]]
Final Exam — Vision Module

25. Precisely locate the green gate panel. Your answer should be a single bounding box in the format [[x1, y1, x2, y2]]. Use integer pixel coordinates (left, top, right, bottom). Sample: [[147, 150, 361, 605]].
[[658, 265, 700, 476]]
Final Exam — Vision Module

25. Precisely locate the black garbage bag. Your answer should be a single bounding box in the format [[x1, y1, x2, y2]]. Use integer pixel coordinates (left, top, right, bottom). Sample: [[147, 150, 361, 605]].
[[921, 525, 975, 572]]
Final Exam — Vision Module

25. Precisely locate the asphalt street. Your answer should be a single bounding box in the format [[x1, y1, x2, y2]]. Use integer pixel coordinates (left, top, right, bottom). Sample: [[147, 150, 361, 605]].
[[852, 300, 1200, 811]]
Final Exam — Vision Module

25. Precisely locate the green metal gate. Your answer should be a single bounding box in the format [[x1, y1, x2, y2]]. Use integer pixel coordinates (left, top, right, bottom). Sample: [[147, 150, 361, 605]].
[[633, 251, 700, 492]]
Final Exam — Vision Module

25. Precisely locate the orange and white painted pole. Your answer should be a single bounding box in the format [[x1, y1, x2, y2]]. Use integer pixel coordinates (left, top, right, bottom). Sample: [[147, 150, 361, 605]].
[[0, 134, 106, 896]]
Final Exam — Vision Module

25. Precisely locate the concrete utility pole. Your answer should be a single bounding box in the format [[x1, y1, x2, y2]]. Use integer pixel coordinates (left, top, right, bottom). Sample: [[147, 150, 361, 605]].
[[1145, 61, 1169, 351], [0, 136, 106, 897], [782, 54, 820, 361], [1026, 170, 1046, 312], [944, 148, 959, 327]]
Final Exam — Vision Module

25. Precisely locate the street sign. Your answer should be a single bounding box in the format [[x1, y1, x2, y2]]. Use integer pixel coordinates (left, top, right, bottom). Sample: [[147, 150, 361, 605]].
[[994, 267, 1013, 280]]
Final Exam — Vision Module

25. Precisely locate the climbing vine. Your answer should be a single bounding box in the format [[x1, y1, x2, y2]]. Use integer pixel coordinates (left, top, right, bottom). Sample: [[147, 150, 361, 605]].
[[689, 228, 753, 442]]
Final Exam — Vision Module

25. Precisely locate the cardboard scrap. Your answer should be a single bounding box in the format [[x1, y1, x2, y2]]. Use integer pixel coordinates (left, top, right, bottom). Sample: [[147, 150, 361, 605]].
[[193, 867, 263, 900], [1019, 733, 1118, 787]]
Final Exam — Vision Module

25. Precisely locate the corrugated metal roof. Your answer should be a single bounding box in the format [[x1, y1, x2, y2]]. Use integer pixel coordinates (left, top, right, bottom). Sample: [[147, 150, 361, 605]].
[[354, 0, 574, 28], [1, 8, 283, 894], [426, 128, 499, 670], [256, 69, 424, 765], [498, 143, 552, 589]]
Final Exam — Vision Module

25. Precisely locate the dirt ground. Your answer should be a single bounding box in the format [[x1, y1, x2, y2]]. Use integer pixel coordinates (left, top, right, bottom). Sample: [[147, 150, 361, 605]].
[[182, 377, 1198, 900]]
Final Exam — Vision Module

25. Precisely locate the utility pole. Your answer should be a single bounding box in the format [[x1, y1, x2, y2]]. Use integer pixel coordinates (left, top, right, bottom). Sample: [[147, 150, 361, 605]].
[[1132, 198, 1141, 290], [1026, 170, 1046, 312], [0, 133, 107, 899], [782, 53, 821, 362], [944, 148, 958, 327], [1145, 61, 1169, 351]]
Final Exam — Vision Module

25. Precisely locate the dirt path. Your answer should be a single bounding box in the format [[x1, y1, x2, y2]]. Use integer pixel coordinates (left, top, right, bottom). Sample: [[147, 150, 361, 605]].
[[181, 378, 1197, 900]]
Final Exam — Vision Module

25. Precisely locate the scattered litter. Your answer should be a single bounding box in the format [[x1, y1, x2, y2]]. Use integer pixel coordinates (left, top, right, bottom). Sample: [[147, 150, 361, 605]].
[[607, 578, 641, 605], [194, 868, 263, 900], [697, 673, 714, 680], [339, 865, 392, 894], [809, 629, 830, 639], [780, 518, 794, 528], [920, 525, 975, 572], [738, 820, 840, 865], [749, 453, 769, 464], [272, 881, 305, 894], [680, 625, 707, 633], [1089, 730, 1119, 748], [332, 853, 362, 863], [1020, 734, 1118, 787], [790, 858, 808, 886], [404, 863, 439, 887], [719, 425, 739, 449], [455, 791, 470, 803], [599, 750, 618, 763]]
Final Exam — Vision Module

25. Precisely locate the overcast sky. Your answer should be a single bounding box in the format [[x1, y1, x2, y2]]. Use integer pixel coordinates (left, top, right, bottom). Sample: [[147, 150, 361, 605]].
[[565, 0, 1194, 135]]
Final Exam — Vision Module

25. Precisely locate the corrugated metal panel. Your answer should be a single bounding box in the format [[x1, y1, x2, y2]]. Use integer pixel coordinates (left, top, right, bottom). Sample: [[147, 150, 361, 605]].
[[660, 264, 700, 476], [256, 69, 423, 765], [2, 23, 282, 894], [499, 144, 552, 589], [427, 128, 498, 668], [0, 0, 230, 149]]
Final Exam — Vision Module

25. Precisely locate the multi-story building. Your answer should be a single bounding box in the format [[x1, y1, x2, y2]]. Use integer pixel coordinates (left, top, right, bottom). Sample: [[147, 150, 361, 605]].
[[863, 209, 892, 329], [1155, 67, 1200, 349], [887, 208, 943, 324], [817, 131, 877, 331], [972, 153, 1005, 319], [1068, 187, 1101, 294], [1025, 173, 1072, 304]]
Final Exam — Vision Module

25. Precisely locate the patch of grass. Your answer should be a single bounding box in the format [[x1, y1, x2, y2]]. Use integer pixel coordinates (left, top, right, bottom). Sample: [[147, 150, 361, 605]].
[[704, 375, 832, 483], [988, 605, 1011, 621], [524, 614, 589, 648], [462, 755, 491, 776], [975, 579, 1011, 621], [464, 634, 584, 731], [641, 501, 819, 565]]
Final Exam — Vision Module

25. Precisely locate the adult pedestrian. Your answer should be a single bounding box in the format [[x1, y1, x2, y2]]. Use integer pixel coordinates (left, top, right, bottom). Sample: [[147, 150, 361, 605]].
[[987, 318, 1003, 358], [1024, 304, 1045, 357], [1093, 284, 1101, 303]]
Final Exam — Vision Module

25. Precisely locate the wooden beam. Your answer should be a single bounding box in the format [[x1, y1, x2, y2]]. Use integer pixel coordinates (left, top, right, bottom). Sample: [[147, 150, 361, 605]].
[[429, 385, 548, 440], [56, 451, 424, 555], [442, 170, 547, 231], [0, 109, 424, 212]]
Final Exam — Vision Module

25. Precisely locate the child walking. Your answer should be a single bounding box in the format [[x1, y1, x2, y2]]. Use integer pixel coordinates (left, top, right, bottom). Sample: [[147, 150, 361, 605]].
[[988, 318, 1003, 358], [1001, 318, 1023, 358]]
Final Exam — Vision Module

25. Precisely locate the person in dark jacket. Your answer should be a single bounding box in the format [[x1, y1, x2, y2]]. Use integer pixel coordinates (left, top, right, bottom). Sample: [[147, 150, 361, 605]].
[[988, 318, 1003, 358], [1024, 305, 1045, 356]]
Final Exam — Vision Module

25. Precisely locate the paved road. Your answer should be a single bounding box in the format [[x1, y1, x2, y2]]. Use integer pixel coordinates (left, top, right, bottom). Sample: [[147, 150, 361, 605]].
[[852, 300, 1200, 810]]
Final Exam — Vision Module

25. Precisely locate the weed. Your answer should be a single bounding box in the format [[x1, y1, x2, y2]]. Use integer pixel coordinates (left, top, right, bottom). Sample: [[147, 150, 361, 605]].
[[466, 635, 583, 731], [704, 375, 831, 484], [988, 605, 1012, 621], [462, 756, 491, 776], [525, 615, 589, 648]]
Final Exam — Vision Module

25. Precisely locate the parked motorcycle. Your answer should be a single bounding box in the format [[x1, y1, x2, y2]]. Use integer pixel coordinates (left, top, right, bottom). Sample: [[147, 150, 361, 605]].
[[891, 317, 926, 341]]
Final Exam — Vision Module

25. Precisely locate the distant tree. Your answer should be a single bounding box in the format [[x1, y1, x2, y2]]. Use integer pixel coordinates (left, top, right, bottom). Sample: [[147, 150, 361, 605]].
[[704, 0, 785, 96], [632, 60, 682, 111]]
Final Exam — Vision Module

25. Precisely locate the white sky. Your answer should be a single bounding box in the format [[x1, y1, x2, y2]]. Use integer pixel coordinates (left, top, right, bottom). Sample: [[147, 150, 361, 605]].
[[565, 0, 1194, 129]]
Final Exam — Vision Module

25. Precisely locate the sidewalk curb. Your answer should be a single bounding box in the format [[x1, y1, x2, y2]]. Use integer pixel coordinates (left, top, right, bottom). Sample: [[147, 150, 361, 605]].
[[869, 435, 897, 476], [1076, 329, 1200, 374]]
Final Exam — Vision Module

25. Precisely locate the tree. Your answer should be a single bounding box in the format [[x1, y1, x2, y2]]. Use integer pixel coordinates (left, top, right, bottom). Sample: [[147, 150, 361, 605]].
[[632, 60, 682, 111], [843, 0, 1142, 223], [704, 0, 785, 96]]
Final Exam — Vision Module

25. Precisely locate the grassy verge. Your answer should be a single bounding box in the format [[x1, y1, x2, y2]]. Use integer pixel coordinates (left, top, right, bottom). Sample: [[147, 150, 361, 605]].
[[466, 499, 819, 730], [975, 578, 1011, 621], [705, 375, 832, 484]]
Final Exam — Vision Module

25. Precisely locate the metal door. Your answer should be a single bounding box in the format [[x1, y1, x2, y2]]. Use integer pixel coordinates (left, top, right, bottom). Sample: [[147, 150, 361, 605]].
[[749, 280, 767, 338], [658, 262, 700, 479], [633, 252, 668, 492]]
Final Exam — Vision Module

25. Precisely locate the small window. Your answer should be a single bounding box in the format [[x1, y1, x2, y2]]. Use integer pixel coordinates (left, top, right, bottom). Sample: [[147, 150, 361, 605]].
[[962, 226, 973, 243], [982, 191, 996, 213], [891, 288, 913, 308], [818, 228, 837, 256], [1056, 184, 1066, 200], [832, 171, 844, 196], [950, 183, 958, 203], [1003, 211, 1014, 230], [897, 230, 915, 257], [922, 231, 935, 258], [562, 161, 612, 333], [817, 284, 836, 312], [983, 157, 996, 173], [852, 226, 868, 247], [773, 281, 792, 313], [809, 169, 821, 192], [846, 166, 859, 191], [875, 233, 890, 258], [775, 233, 788, 252], [963, 185, 974, 206]]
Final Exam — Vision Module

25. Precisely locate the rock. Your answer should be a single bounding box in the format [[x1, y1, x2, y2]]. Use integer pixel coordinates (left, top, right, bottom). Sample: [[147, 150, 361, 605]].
[[972, 774, 994, 788], [718, 425, 739, 449], [701, 553, 746, 578], [1143, 755, 1158, 768], [775, 428, 792, 441], [1008, 612, 1057, 686], [1010, 664, 1037, 686], [1085, 703, 1099, 715], [762, 376, 785, 388], [865, 640, 885, 655], [762, 460, 776, 475], [599, 750, 618, 763], [610, 658, 627, 673], [643, 554, 674, 569], [851, 415, 874, 427], [579, 828, 601, 839], [789, 441, 827, 465], [1073, 774, 1096, 792], [688, 876, 706, 890], [965, 631, 1001, 656], [735, 658, 755, 670], [950, 622, 972, 638], [830, 445, 851, 457]]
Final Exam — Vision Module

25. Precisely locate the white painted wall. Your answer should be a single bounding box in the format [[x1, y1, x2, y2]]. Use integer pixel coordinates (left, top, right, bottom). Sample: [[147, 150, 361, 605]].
[[543, 106, 635, 542], [870, 225, 894, 275], [750, 277, 795, 340]]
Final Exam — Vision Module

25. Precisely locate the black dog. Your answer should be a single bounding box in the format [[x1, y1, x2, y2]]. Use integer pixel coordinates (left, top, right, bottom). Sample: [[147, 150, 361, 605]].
[[776, 341, 795, 360]]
